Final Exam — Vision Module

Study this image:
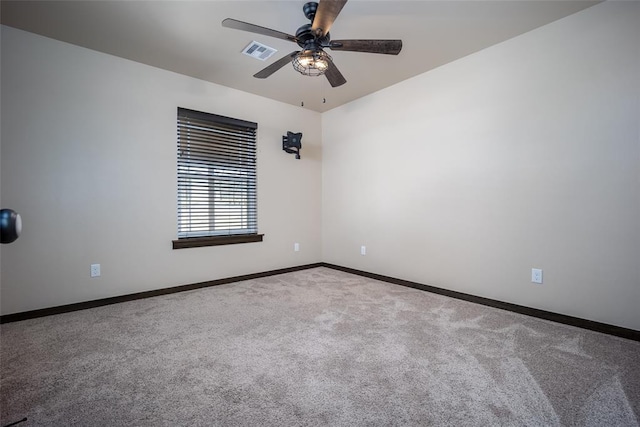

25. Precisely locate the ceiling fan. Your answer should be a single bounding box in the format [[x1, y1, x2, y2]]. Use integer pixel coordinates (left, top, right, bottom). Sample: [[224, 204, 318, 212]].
[[222, 0, 402, 88]]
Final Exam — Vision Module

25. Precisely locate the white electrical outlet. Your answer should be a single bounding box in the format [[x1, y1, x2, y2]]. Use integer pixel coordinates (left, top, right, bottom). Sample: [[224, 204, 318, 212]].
[[294, 243, 300, 252], [531, 268, 543, 284], [91, 264, 101, 278], [360, 245, 366, 256]]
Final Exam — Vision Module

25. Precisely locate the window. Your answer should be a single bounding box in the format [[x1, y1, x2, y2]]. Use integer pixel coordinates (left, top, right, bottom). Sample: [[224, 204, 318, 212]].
[[173, 107, 262, 249]]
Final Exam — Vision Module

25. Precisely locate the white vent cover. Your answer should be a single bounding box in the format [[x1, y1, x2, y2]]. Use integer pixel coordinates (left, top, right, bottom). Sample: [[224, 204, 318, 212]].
[[242, 41, 278, 61]]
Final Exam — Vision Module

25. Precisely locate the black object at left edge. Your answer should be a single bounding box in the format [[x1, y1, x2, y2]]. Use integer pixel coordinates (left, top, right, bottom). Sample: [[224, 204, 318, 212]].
[[1, 208, 22, 244]]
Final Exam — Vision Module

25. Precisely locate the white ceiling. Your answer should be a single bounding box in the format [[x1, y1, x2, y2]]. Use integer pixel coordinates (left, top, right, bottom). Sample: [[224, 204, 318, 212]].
[[1, 0, 599, 112]]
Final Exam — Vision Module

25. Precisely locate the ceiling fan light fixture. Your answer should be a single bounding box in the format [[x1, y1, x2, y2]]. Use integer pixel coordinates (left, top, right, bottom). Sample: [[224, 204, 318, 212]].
[[292, 50, 330, 76]]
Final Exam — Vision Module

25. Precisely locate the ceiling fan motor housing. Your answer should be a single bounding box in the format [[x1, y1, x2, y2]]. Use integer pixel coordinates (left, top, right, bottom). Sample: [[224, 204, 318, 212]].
[[295, 24, 329, 50]]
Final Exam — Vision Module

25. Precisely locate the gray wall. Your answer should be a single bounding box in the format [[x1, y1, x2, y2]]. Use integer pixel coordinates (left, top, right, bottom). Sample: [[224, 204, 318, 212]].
[[2, 1, 639, 331], [1, 26, 322, 314], [322, 1, 640, 330]]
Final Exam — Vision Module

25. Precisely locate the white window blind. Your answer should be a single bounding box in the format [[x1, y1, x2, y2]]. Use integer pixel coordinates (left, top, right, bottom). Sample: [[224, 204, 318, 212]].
[[177, 107, 258, 240]]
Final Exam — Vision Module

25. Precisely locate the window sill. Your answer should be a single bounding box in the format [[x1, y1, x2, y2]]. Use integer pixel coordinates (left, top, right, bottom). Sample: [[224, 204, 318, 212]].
[[172, 234, 264, 249]]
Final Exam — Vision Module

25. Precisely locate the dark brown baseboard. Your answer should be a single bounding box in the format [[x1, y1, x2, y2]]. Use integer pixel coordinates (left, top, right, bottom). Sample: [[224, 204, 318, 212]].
[[320, 263, 640, 342], [2, 261, 638, 342], [0, 263, 323, 324]]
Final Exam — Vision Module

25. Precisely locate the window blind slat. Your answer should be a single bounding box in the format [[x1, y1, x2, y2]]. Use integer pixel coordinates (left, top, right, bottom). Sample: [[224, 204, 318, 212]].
[[177, 125, 256, 139], [177, 155, 256, 168]]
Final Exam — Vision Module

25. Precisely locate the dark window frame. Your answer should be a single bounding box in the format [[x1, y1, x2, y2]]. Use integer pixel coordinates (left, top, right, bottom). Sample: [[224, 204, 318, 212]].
[[173, 107, 263, 249]]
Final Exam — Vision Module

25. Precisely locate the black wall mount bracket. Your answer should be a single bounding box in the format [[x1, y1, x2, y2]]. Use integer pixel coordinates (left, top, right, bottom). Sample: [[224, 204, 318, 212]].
[[283, 131, 302, 159]]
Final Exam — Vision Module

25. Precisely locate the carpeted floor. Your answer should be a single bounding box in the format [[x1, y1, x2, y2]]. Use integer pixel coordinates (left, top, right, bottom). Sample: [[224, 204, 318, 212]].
[[1, 267, 639, 426]]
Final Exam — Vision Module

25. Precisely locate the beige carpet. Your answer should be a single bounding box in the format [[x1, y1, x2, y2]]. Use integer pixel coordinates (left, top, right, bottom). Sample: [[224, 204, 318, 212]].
[[1, 267, 639, 426]]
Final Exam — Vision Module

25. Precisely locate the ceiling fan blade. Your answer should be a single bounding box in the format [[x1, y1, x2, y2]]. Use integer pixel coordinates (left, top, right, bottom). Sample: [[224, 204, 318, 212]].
[[328, 40, 403, 55], [253, 52, 299, 79], [311, 0, 348, 37], [222, 18, 298, 43], [324, 55, 347, 88]]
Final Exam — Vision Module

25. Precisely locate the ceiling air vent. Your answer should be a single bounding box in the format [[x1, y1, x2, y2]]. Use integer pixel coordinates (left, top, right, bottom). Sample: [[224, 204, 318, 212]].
[[242, 41, 277, 61]]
